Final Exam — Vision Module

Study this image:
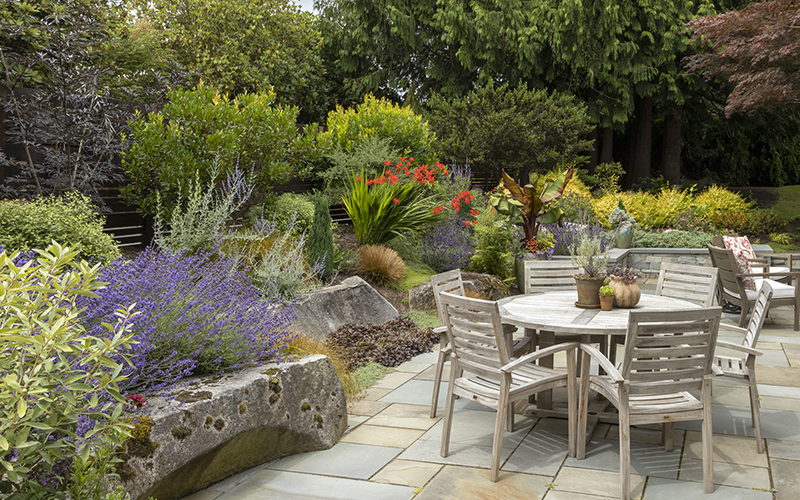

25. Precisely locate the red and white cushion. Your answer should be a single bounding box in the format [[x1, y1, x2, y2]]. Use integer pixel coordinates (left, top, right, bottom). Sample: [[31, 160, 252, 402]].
[[723, 235, 757, 291]]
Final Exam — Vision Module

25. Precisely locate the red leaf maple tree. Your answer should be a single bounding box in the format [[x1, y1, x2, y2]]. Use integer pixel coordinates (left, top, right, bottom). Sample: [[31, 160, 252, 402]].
[[685, 0, 800, 117]]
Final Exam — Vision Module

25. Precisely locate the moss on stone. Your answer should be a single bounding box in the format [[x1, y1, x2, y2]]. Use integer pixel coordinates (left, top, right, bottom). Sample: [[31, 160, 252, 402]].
[[204, 416, 213, 428], [239, 404, 247, 414], [313, 414, 324, 429], [268, 377, 281, 393], [174, 390, 213, 403], [126, 416, 159, 458], [171, 426, 193, 440], [300, 402, 311, 412], [214, 419, 225, 431], [261, 368, 282, 376], [269, 393, 280, 405]]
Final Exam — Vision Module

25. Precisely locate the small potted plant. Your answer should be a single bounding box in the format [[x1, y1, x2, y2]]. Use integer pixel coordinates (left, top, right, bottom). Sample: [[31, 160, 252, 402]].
[[608, 263, 641, 308], [570, 234, 609, 308], [599, 285, 615, 311], [609, 201, 636, 249]]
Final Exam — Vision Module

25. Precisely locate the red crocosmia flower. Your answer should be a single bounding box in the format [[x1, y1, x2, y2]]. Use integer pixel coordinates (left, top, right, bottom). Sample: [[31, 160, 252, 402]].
[[469, 209, 479, 216], [385, 160, 392, 166], [409, 157, 414, 162], [366, 179, 374, 186], [356, 176, 362, 182], [379, 176, 387, 183], [465, 220, 472, 226], [473, 219, 478, 225], [399, 156, 406, 162], [393, 198, 400, 204]]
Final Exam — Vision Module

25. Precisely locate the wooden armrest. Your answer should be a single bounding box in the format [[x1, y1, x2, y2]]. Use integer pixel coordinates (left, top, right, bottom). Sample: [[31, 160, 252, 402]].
[[501, 341, 580, 373], [736, 270, 800, 278], [711, 364, 724, 376], [579, 344, 624, 382], [433, 326, 447, 334], [718, 323, 747, 335], [716, 340, 763, 356]]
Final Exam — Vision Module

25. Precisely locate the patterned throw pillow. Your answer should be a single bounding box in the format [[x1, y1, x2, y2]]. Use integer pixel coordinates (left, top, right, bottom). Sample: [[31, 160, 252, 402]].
[[723, 235, 757, 291]]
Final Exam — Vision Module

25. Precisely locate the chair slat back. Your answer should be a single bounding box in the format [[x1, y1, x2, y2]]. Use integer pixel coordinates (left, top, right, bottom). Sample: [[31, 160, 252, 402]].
[[431, 269, 465, 326], [707, 245, 743, 296], [744, 280, 773, 350], [621, 308, 721, 396], [655, 262, 718, 307], [440, 291, 508, 381], [523, 260, 583, 294]]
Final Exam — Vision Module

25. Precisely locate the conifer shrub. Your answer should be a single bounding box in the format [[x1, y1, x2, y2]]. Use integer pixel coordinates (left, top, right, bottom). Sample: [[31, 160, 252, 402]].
[[0, 193, 120, 264], [357, 244, 407, 284], [306, 195, 335, 279]]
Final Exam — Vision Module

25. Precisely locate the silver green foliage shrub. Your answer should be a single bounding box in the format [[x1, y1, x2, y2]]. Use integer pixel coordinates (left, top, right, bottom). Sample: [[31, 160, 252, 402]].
[[154, 159, 254, 254]]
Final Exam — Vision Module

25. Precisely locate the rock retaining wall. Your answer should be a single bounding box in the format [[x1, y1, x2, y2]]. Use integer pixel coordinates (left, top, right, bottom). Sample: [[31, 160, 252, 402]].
[[121, 355, 347, 500]]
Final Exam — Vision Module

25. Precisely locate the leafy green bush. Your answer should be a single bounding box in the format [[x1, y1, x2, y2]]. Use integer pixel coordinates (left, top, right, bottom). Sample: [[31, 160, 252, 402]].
[[633, 230, 713, 248], [307, 195, 336, 279], [711, 208, 787, 237], [121, 84, 322, 216], [320, 135, 400, 203], [470, 210, 514, 280], [0, 243, 135, 497], [0, 193, 120, 264], [250, 192, 316, 237], [427, 82, 593, 181], [321, 94, 436, 164], [357, 244, 407, 285], [593, 162, 625, 194], [593, 188, 693, 229]]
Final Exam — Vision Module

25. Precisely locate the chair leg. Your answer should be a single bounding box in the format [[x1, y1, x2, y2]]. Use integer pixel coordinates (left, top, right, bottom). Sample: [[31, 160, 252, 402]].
[[567, 347, 577, 458], [431, 349, 447, 418], [577, 350, 591, 460], [702, 381, 715, 494], [663, 423, 674, 452], [492, 382, 510, 482], [506, 402, 515, 433], [738, 303, 749, 328], [440, 355, 458, 458], [749, 376, 765, 454], [619, 411, 631, 500]]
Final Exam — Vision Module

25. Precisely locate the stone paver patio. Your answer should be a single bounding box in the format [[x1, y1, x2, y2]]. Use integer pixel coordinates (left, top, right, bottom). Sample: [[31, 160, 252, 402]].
[[184, 286, 800, 500]]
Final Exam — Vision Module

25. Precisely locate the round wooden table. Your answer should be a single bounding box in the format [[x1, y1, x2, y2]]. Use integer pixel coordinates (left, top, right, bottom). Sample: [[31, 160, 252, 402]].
[[497, 291, 700, 415], [498, 291, 700, 336]]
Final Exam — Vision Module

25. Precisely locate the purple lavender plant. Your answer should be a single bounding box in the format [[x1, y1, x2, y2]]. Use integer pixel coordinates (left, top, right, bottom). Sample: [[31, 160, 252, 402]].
[[543, 208, 615, 256], [78, 246, 296, 394], [419, 212, 474, 272]]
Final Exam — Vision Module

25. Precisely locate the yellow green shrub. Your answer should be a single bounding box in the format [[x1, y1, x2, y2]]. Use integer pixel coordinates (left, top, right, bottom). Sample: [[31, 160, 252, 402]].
[[593, 187, 693, 229], [540, 168, 593, 198], [694, 185, 753, 215]]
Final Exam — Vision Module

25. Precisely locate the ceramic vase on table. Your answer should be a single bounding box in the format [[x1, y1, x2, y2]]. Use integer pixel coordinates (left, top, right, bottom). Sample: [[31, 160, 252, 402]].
[[599, 294, 614, 311], [615, 224, 634, 249], [610, 278, 641, 308], [574, 276, 605, 308]]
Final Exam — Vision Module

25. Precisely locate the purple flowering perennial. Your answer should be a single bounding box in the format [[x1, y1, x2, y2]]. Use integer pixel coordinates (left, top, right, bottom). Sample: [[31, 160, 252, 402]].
[[78, 246, 296, 394], [419, 212, 474, 272]]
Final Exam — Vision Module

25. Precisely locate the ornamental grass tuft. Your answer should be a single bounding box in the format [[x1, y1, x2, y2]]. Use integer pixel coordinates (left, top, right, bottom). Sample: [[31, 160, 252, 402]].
[[357, 244, 407, 284]]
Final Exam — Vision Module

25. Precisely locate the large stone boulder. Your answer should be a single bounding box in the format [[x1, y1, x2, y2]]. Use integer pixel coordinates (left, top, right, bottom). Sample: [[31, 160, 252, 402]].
[[289, 276, 399, 338], [408, 272, 512, 311], [121, 355, 347, 500]]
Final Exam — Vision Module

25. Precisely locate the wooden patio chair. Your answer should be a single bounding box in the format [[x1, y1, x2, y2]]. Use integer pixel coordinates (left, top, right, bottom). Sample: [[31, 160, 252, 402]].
[[714, 280, 774, 454], [708, 244, 800, 331], [438, 291, 578, 482], [712, 235, 793, 280], [577, 307, 722, 500], [429, 269, 531, 418], [609, 262, 719, 366]]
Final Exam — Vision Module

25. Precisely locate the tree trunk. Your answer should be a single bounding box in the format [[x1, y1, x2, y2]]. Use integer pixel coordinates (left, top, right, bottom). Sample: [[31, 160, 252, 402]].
[[661, 104, 683, 185], [600, 126, 613, 164], [588, 127, 600, 173], [628, 95, 653, 188]]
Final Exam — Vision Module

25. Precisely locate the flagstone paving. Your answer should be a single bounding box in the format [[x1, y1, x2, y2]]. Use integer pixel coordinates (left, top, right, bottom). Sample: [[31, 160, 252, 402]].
[[184, 289, 800, 500]]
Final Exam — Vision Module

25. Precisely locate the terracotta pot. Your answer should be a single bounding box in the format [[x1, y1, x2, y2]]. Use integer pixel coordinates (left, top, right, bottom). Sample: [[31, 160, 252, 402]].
[[599, 294, 614, 311], [610, 279, 641, 308], [574, 276, 605, 308]]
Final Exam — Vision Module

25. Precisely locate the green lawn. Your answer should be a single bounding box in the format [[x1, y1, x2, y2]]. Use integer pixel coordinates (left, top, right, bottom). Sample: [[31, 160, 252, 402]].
[[774, 185, 800, 221]]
